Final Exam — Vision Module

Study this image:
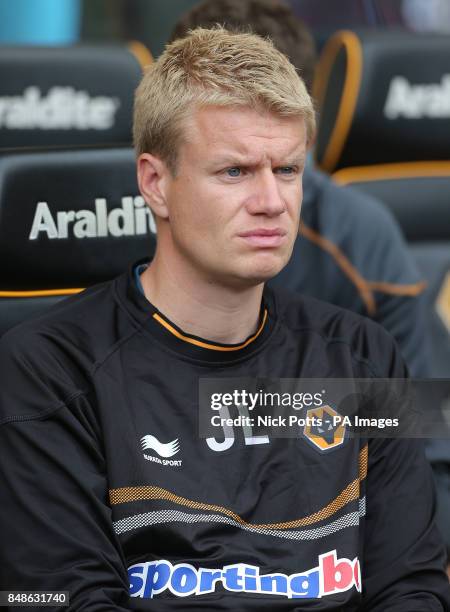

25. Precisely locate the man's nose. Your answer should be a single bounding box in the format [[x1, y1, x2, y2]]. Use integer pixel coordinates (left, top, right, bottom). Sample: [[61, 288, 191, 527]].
[[245, 170, 287, 216]]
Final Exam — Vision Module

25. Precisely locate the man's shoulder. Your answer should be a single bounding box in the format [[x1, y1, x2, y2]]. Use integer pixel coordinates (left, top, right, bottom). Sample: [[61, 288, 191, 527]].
[[273, 283, 376, 330], [0, 273, 136, 381], [2, 278, 113, 346], [270, 286, 403, 377], [0, 272, 142, 423]]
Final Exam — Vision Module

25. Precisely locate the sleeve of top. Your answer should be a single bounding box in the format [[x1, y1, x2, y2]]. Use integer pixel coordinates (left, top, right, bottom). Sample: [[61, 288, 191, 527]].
[[361, 328, 450, 611], [343, 186, 430, 380], [370, 249, 431, 380], [0, 333, 132, 611]]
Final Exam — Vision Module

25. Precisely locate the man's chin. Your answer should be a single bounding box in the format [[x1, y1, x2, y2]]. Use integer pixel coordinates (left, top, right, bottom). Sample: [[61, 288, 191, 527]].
[[207, 249, 292, 288], [236, 257, 289, 286], [254, 250, 290, 276]]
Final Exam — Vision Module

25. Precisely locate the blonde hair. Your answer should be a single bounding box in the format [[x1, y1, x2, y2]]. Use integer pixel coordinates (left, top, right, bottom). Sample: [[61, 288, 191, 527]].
[[133, 26, 315, 172]]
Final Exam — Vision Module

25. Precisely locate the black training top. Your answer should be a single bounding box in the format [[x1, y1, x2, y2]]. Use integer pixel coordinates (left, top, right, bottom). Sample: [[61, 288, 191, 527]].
[[0, 262, 448, 610]]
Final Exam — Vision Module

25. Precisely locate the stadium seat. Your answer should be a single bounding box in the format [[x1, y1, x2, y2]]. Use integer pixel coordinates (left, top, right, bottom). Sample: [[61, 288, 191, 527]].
[[0, 43, 151, 152], [0, 148, 155, 336], [313, 30, 450, 376], [0, 43, 154, 335]]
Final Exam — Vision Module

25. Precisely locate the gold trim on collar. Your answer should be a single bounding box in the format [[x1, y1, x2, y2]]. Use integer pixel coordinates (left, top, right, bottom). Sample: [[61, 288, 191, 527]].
[[152, 308, 268, 352]]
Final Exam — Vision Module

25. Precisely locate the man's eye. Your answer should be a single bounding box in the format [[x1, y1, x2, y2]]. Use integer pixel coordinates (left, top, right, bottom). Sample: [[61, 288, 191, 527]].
[[226, 167, 241, 177], [277, 166, 296, 175]]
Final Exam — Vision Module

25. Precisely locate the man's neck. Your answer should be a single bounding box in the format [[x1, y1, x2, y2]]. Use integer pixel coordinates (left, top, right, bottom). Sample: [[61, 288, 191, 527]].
[[140, 253, 264, 345]]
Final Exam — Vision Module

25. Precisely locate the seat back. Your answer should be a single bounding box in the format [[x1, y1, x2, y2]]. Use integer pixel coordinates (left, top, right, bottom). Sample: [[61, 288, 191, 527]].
[[0, 149, 156, 336], [0, 43, 155, 335], [0, 43, 151, 151], [314, 30, 450, 376]]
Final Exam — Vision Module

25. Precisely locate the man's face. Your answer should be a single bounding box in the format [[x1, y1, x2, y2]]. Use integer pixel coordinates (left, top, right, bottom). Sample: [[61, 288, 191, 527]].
[[160, 105, 307, 288]]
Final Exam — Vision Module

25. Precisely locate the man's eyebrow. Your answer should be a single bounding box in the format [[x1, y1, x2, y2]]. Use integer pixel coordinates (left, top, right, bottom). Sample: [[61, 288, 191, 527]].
[[283, 155, 306, 166], [209, 152, 306, 167], [209, 154, 258, 166]]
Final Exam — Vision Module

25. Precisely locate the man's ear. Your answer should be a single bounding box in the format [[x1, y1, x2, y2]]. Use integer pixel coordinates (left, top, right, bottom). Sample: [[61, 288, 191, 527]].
[[137, 153, 171, 219]]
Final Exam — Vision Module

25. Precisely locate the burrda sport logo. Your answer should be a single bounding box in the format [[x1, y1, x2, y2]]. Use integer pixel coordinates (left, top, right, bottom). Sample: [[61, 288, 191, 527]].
[[0, 86, 120, 130], [140, 434, 182, 467]]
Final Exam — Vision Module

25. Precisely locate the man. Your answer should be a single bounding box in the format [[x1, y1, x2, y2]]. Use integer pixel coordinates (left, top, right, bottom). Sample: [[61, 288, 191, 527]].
[[171, 0, 450, 561], [171, 0, 429, 380], [0, 27, 448, 610]]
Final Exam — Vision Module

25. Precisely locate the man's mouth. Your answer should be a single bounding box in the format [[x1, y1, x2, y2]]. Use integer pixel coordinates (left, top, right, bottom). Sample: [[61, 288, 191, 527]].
[[238, 228, 287, 247]]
